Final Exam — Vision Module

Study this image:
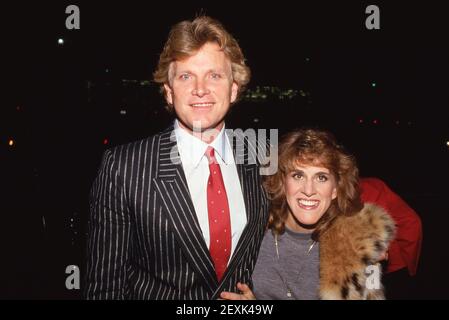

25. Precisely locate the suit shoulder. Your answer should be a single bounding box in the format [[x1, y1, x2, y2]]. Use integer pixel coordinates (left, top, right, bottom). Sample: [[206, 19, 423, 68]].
[[101, 129, 173, 174], [107, 131, 167, 160]]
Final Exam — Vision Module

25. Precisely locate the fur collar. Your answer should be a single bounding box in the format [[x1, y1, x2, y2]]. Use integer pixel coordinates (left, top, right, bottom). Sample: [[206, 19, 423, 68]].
[[319, 203, 396, 299]]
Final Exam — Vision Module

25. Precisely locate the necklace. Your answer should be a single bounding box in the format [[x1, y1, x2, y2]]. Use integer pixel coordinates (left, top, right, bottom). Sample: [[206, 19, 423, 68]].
[[274, 233, 316, 298]]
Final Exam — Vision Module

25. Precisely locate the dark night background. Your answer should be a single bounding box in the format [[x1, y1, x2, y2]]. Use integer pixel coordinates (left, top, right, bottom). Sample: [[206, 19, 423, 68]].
[[1, 1, 448, 299]]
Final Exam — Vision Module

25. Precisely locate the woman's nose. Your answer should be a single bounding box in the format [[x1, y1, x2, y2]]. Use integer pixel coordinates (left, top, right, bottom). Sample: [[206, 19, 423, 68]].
[[301, 179, 316, 197]]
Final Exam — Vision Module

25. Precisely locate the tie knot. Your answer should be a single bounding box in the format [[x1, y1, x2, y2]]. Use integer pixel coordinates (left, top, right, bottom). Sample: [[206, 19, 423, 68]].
[[205, 146, 217, 164]]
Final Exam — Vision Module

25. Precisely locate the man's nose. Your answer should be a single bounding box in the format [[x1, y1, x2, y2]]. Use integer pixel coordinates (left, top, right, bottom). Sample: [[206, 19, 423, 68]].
[[192, 79, 210, 97]]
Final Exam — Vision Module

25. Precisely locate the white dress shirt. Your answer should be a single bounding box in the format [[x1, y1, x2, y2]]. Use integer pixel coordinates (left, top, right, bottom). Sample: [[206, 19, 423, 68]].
[[174, 120, 247, 260]]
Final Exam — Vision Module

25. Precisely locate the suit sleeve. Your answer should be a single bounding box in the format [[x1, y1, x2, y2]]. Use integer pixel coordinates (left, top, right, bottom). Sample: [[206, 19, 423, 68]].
[[360, 177, 422, 276], [84, 149, 132, 299]]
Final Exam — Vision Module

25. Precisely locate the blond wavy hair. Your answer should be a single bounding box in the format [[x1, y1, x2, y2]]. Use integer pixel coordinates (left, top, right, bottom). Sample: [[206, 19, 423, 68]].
[[153, 16, 251, 112], [264, 129, 363, 241]]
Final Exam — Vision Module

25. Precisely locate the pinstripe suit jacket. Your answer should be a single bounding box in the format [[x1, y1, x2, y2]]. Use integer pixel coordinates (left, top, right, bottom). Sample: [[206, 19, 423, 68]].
[[85, 125, 269, 299]]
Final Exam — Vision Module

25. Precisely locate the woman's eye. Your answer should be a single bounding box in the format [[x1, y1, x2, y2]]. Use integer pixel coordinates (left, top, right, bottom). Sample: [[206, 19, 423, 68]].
[[317, 175, 328, 182], [292, 173, 303, 180]]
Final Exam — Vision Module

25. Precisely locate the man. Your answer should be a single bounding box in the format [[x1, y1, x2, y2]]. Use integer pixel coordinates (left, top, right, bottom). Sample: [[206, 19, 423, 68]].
[[84, 16, 269, 299]]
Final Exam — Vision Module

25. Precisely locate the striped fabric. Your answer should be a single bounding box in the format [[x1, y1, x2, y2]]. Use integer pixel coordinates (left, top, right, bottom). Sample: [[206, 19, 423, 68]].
[[84, 125, 269, 299]]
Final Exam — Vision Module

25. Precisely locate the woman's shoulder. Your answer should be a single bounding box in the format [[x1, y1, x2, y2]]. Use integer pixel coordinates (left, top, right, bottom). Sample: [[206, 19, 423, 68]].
[[323, 203, 396, 263], [341, 203, 395, 242], [319, 204, 396, 299]]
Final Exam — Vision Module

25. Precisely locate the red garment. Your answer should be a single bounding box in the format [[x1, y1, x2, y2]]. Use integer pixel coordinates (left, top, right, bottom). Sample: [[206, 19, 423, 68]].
[[206, 147, 232, 281], [360, 178, 422, 275]]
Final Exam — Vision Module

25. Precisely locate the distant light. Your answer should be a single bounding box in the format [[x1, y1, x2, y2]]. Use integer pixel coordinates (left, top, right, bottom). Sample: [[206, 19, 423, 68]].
[[359, 119, 364, 124], [16, 106, 21, 111], [305, 57, 310, 62], [105, 68, 109, 73], [408, 121, 412, 125], [8, 139, 14, 146], [253, 118, 259, 123], [103, 139, 109, 145], [395, 120, 400, 125], [371, 82, 377, 88], [446, 141, 449, 147], [373, 119, 378, 125], [120, 110, 127, 115], [58, 38, 64, 45]]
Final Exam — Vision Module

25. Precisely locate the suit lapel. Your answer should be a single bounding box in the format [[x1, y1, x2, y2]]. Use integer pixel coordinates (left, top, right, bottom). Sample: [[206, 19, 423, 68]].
[[212, 132, 260, 296], [226, 163, 258, 264], [152, 127, 218, 293]]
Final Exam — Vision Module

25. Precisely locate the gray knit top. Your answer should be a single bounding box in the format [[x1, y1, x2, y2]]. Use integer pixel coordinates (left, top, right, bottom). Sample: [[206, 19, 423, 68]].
[[251, 228, 320, 300]]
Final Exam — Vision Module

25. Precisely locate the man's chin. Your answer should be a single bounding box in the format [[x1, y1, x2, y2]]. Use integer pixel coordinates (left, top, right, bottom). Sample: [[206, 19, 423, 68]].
[[185, 119, 224, 133]]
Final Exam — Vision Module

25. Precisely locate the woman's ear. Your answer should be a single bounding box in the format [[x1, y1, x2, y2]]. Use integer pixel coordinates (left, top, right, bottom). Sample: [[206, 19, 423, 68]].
[[331, 186, 337, 200]]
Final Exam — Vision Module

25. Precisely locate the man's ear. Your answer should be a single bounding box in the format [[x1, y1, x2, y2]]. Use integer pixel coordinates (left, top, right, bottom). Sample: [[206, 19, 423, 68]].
[[230, 81, 239, 103], [164, 83, 173, 105]]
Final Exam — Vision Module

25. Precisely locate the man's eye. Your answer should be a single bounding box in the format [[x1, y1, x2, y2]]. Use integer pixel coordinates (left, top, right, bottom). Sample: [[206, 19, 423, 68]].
[[180, 74, 191, 80], [210, 73, 222, 79]]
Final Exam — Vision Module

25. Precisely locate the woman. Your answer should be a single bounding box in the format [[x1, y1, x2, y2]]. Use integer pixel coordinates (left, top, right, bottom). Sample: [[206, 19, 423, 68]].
[[221, 128, 396, 300]]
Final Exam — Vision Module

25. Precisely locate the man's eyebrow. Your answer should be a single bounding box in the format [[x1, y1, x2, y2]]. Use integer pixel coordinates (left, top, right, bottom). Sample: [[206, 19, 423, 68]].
[[177, 68, 227, 74], [209, 68, 226, 73], [174, 69, 193, 75]]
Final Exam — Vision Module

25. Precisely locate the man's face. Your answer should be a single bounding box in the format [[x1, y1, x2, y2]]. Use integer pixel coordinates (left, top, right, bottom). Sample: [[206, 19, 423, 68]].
[[164, 42, 238, 135]]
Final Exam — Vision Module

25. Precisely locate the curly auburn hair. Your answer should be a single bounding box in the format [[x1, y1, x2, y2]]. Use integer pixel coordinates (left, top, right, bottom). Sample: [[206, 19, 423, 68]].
[[264, 128, 363, 241], [153, 15, 251, 112]]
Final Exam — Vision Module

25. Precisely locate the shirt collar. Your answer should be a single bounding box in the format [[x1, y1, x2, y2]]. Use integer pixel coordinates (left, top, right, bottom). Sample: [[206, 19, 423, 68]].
[[174, 120, 231, 168]]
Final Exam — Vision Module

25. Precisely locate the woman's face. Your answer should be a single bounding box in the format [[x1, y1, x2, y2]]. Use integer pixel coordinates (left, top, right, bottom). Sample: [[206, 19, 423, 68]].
[[284, 163, 337, 233]]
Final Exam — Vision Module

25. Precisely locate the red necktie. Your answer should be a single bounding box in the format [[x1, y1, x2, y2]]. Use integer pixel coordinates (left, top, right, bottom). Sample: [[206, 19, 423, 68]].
[[205, 146, 232, 282]]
